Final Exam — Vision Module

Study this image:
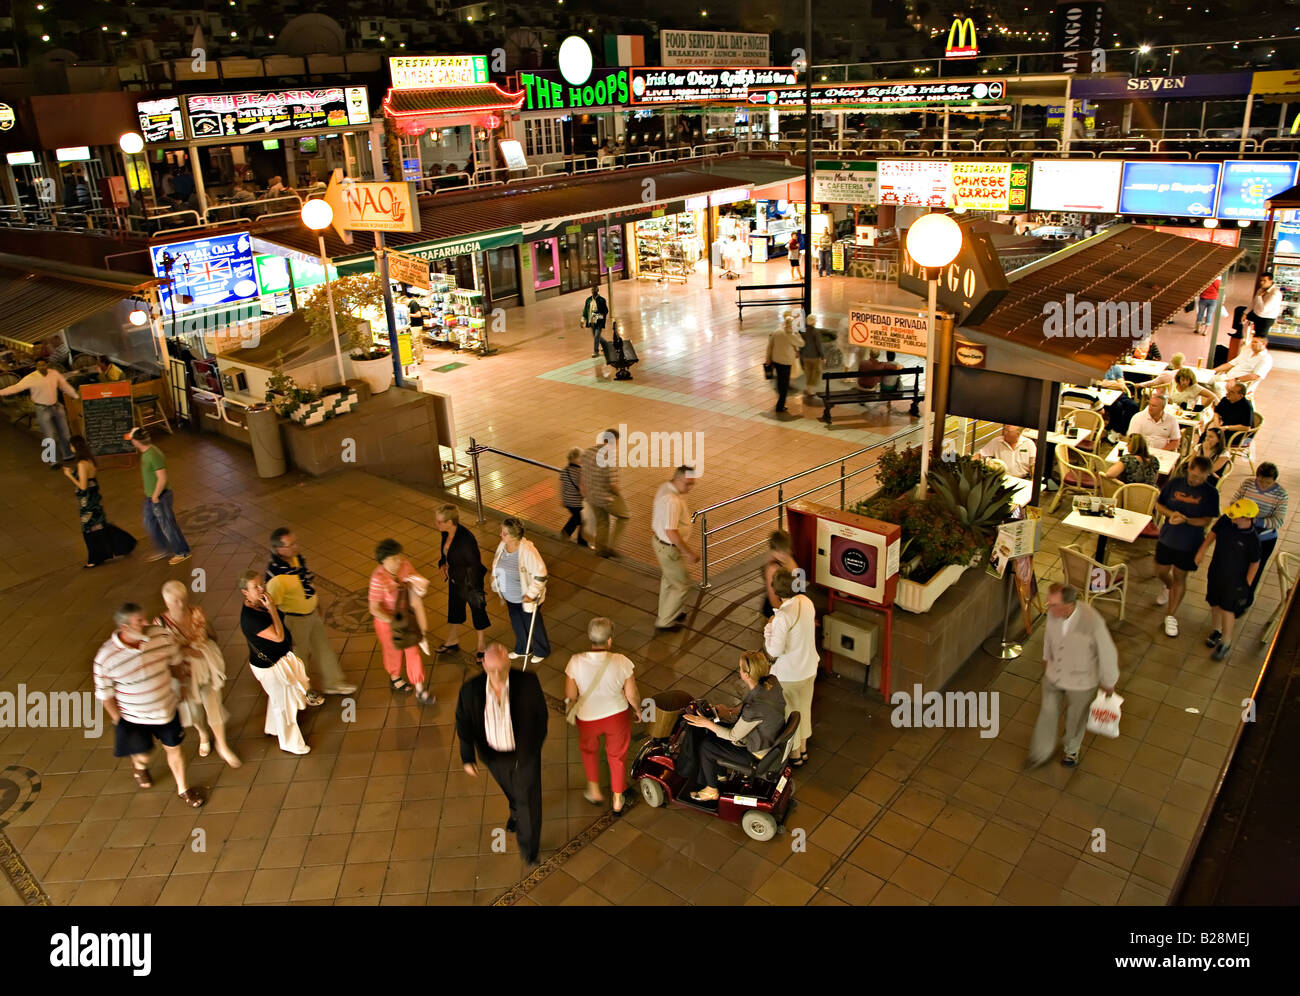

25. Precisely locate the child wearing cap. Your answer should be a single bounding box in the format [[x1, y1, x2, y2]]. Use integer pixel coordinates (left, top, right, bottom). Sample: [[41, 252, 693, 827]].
[[1194, 498, 1262, 661]]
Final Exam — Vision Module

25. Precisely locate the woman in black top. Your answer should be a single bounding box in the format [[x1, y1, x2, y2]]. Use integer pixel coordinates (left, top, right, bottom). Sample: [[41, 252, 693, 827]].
[[433, 503, 490, 663], [63, 434, 136, 567], [238, 570, 317, 754]]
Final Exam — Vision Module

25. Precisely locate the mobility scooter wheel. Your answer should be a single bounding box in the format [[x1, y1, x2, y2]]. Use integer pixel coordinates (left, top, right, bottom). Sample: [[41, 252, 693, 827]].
[[639, 777, 667, 808], [741, 810, 778, 842]]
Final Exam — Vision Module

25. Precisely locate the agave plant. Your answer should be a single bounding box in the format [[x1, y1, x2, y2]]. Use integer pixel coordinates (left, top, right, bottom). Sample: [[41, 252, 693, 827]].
[[926, 454, 1018, 542]]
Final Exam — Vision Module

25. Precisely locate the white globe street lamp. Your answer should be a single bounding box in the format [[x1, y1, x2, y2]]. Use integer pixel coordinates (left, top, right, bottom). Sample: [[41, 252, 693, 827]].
[[119, 133, 144, 154], [301, 199, 347, 384], [905, 212, 963, 498]]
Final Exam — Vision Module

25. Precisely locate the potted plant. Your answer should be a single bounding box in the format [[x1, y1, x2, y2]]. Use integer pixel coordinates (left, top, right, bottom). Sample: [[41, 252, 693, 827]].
[[855, 446, 1016, 613], [301, 273, 394, 395]]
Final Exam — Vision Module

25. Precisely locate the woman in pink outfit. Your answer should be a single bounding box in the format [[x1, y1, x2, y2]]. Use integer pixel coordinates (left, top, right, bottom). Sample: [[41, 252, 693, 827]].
[[368, 538, 434, 706]]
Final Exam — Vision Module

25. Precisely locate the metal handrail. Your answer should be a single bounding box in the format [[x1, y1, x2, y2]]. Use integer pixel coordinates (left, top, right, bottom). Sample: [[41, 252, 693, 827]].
[[467, 437, 561, 525], [691, 421, 920, 524]]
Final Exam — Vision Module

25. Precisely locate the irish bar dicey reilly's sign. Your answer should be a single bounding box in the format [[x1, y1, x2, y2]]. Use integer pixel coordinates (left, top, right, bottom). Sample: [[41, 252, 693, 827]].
[[185, 87, 370, 138], [520, 68, 629, 111], [813, 161, 877, 204], [629, 67, 797, 105], [848, 304, 930, 358], [757, 79, 1006, 109], [951, 161, 1030, 212], [389, 56, 490, 90]]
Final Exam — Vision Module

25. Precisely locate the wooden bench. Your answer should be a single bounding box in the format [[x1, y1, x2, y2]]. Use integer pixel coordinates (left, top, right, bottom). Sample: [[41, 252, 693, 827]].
[[819, 368, 923, 424], [736, 282, 804, 324]]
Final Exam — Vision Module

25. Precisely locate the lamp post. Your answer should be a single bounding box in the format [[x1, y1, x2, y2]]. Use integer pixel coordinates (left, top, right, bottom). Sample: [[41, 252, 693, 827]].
[[904, 212, 962, 499], [300, 198, 348, 385], [119, 131, 145, 222]]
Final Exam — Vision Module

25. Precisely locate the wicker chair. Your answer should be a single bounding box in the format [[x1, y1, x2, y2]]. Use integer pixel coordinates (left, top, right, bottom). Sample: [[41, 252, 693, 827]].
[[1060, 543, 1128, 620]]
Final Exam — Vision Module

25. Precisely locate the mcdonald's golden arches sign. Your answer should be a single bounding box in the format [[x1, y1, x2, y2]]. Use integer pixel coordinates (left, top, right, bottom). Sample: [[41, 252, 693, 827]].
[[945, 17, 979, 59]]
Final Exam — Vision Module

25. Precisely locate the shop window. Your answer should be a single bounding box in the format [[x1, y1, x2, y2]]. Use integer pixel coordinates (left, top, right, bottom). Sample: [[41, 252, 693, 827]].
[[487, 248, 519, 299], [532, 239, 560, 290], [524, 118, 563, 158]]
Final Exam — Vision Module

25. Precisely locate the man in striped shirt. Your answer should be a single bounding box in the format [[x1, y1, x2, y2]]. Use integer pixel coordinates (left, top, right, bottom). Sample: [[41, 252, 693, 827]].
[[93, 603, 206, 807], [1232, 461, 1288, 607]]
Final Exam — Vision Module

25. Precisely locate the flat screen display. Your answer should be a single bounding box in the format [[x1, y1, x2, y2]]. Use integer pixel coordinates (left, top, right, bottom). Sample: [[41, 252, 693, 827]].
[[1118, 161, 1221, 218], [1216, 160, 1300, 221], [1029, 160, 1122, 213]]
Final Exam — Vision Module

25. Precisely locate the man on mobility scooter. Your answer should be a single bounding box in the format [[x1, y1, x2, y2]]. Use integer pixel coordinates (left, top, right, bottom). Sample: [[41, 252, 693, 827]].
[[631, 651, 797, 841]]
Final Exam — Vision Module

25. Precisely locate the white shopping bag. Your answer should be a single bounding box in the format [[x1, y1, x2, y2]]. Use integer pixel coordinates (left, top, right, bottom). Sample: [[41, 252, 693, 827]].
[[1086, 690, 1123, 739]]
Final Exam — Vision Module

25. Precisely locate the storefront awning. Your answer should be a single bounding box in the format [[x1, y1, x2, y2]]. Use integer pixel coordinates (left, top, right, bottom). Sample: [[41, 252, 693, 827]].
[[962, 225, 1243, 383], [256, 158, 798, 264], [1266, 183, 1300, 210], [0, 255, 161, 350], [383, 84, 525, 119], [1250, 69, 1300, 101]]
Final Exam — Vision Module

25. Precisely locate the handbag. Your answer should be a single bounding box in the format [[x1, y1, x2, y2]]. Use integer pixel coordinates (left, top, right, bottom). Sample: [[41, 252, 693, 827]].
[[566, 651, 617, 726], [390, 585, 424, 650], [763, 362, 775, 380]]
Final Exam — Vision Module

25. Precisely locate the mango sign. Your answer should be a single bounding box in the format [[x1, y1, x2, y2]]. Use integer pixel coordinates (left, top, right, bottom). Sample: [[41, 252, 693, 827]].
[[951, 161, 1030, 212], [849, 304, 929, 358], [322, 168, 421, 240]]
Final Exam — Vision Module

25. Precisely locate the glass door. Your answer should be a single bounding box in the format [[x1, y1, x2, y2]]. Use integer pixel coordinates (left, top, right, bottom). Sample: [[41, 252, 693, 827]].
[[558, 232, 584, 294]]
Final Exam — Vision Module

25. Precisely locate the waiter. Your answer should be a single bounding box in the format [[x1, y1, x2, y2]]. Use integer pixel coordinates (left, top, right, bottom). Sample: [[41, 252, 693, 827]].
[[0, 357, 78, 466]]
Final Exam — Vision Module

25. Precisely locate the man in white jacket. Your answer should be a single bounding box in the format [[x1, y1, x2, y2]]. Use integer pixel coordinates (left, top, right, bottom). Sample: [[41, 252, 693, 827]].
[[763, 570, 819, 766], [1025, 583, 1119, 770]]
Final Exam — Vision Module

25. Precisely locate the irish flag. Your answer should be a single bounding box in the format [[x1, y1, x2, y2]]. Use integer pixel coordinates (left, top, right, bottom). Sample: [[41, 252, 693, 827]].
[[604, 35, 645, 66]]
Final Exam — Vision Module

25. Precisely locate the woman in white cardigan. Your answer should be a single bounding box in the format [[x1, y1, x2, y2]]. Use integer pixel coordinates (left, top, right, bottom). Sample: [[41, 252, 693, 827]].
[[491, 518, 551, 663], [763, 569, 818, 766]]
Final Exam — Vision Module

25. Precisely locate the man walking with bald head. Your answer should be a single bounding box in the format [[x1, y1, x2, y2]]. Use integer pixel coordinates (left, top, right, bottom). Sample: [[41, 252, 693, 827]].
[[455, 643, 549, 866]]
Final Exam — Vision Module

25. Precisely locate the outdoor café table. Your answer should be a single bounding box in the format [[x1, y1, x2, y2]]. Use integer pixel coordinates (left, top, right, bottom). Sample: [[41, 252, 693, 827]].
[[1024, 426, 1092, 449], [1003, 475, 1035, 507], [1063, 506, 1153, 562], [1119, 361, 1215, 386]]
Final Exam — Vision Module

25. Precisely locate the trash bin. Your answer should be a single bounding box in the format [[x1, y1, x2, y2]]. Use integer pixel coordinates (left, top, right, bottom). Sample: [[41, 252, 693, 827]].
[[245, 405, 286, 479], [647, 690, 693, 739]]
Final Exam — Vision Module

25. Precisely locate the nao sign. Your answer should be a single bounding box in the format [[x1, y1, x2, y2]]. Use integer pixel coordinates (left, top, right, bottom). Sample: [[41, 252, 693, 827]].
[[848, 304, 929, 358], [322, 169, 420, 240]]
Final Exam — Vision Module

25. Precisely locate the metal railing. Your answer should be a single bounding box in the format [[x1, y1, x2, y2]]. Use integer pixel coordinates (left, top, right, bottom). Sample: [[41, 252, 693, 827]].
[[691, 416, 1004, 588], [466, 438, 561, 525]]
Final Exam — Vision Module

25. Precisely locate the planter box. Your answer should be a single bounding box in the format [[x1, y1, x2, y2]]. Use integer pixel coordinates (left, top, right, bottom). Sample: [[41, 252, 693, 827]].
[[351, 355, 393, 395], [896, 564, 968, 614]]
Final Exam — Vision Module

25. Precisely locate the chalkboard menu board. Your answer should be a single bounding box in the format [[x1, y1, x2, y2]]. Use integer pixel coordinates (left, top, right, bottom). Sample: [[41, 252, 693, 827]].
[[81, 382, 134, 456]]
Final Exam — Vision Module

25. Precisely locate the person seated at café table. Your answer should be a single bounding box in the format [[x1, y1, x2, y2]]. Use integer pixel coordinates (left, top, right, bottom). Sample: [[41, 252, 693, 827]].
[[1128, 393, 1182, 452], [97, 356, 125, 382], [1168, 367, 1218, 410], [1213, 336, 1274, 395], [979, 424, 1037, 479], [1135, 352, 1186, 391], [1104, 432, 1159, 486], [231, 184, 256, 204], [1191, 426, 1231, 485], [1210, 380, 1255, 436], [265, 176, 288, 199]]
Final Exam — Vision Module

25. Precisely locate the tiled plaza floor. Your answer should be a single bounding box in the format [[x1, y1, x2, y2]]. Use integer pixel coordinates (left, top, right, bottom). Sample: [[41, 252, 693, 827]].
[[0, 264, 1294, 905]]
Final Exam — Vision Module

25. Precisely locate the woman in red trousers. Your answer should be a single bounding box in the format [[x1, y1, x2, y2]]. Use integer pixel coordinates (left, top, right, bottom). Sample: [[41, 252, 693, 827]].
[[564, 617, 639, 815], [368, 538, 434, 705]]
